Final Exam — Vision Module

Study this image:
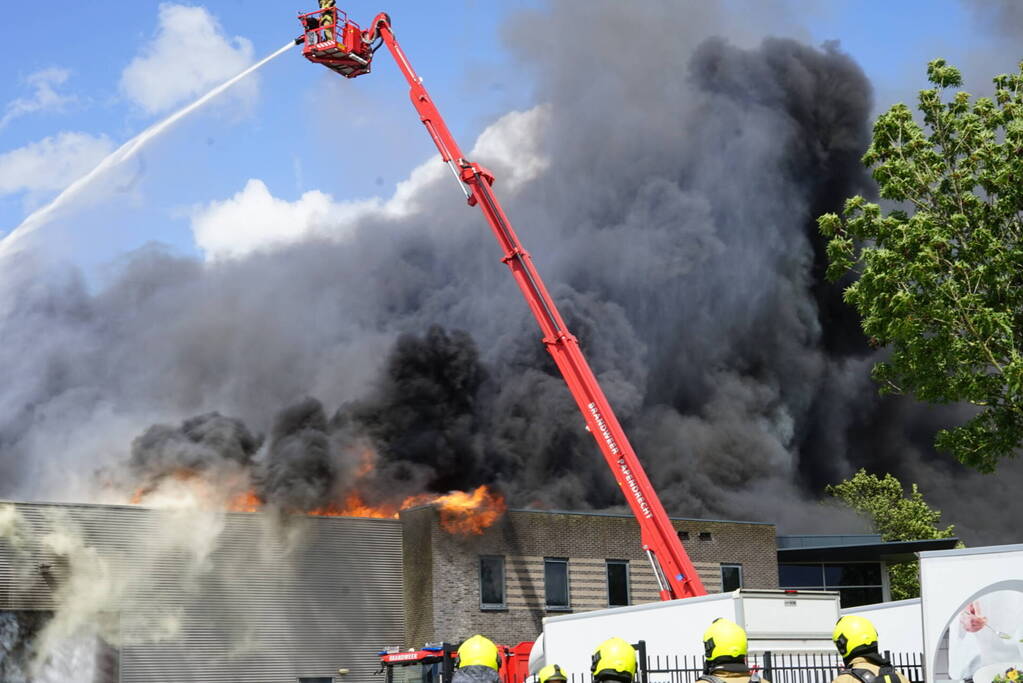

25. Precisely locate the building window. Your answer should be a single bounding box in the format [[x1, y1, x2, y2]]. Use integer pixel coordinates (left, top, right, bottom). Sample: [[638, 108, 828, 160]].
[[678, 531, 690, 541], [544, 558, 570, 610], [779, 562, 884, 607], [721, 564, 743, 592], [699, 532, 713, 541], [606, 560, 630, 607], [479, 555, 505, 609]]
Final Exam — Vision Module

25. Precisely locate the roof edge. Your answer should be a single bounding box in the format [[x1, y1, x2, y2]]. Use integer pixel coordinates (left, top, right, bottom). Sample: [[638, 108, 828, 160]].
[[0, 498, 402, 523], [506, 506, 774, 526]]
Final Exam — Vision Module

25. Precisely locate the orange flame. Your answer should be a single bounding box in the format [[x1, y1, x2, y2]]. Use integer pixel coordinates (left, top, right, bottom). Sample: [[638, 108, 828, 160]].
[[405, 486, 507, 535], [307, 485, 506, 534], [129, 468, 203, 504], [126, 455, 504, 534], [309, 492, 400, 519], [228, 490, 261, 513]]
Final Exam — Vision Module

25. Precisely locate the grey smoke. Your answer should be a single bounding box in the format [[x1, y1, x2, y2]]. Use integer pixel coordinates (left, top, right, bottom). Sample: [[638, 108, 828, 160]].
[[127, 413, 260, 480], [962, 0, 1023, 38], [257, 397, 335, 511], [1, 0, 1019, 543]]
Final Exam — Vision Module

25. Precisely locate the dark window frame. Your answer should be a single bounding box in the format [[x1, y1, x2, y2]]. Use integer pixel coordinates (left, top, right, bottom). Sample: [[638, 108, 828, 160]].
[[778, 561, 886, 608], [698, 531, 713, 541], [479, 555, 506, 610], [606, 559, 630, 607], [544, 557, 571, 611], [720, 563, 743, 592]]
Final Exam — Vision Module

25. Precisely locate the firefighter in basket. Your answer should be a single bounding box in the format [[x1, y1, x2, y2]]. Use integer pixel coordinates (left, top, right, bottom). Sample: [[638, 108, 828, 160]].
[[318, 0, 336, 42]]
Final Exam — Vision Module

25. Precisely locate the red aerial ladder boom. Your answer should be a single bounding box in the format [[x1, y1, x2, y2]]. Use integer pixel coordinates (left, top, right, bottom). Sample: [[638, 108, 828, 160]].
[[296, 8, 707, 601]]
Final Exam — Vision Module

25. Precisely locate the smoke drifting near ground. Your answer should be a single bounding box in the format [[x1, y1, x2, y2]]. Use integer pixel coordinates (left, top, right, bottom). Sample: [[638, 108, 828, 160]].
[[0, 1, 1018, 542], [0, 502, 239, 678]]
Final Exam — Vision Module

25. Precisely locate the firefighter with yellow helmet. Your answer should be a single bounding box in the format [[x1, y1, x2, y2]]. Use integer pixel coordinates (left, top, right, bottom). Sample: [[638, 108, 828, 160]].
[[454, 635, 502, 683], [591, 637, 638, 682], [536, 664, 569, 683], [700, 618, 768, 683], [317, 0, 336, 42], [831, 616, 909, 683]]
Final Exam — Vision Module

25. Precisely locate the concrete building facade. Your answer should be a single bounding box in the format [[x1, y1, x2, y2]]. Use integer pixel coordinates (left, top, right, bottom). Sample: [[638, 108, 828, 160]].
[[1, 501, 778, 682], [0, 501, 404, 683]]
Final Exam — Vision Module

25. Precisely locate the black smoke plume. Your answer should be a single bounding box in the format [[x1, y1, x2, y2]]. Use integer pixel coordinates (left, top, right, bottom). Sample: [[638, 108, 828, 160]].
[[129, 413, 261, 479], [1, 1, 1020, 543]]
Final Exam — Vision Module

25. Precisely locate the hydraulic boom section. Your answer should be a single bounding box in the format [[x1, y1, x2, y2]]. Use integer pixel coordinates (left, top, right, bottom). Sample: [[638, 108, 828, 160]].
[[296, 9, 707, 601]]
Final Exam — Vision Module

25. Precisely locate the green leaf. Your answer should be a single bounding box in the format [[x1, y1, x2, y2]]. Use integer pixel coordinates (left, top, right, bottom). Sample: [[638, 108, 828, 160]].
[[817, 59, 1023, 471]]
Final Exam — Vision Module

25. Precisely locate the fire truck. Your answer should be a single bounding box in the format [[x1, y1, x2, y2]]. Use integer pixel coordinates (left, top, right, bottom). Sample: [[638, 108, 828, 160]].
[[378, 642, 533, 683], [295, 6, 711, 680]]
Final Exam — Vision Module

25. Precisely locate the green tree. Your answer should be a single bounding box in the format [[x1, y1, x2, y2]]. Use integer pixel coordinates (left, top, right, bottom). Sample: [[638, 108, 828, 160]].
[[819, 60, 1023, 472], [827, 469, 956, 600]]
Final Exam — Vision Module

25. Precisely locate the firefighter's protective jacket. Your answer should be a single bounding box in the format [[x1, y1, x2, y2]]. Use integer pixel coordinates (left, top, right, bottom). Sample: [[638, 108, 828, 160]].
[[452, 665, 502, 683], [831, 656, 910, 683], [700, 666, 771, 683]]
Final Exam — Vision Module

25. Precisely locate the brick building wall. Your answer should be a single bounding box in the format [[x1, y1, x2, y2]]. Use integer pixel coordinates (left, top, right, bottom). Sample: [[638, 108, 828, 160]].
[[401, 507, 777, 646]]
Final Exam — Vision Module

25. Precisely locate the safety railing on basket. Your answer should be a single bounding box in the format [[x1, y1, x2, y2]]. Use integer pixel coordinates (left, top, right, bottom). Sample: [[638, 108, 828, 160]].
[[298, 8, 358, 46]]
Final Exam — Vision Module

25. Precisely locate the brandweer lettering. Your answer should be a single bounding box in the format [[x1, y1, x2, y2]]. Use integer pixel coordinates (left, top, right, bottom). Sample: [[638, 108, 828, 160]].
[[587, 402, 653, 519]]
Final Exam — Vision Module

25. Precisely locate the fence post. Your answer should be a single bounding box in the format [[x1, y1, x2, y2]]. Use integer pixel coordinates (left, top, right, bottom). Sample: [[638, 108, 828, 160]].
[[635, 640, 649, 683], [763, 651, 773, 683]]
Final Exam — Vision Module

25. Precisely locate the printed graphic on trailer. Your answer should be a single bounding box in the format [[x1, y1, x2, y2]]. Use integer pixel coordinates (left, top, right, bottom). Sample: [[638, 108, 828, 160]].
[[919, 545, 1023, 683]]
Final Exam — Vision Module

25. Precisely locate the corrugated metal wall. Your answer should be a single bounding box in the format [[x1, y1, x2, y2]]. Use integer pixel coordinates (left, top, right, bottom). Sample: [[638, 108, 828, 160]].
[[0, 501, 404, 683]]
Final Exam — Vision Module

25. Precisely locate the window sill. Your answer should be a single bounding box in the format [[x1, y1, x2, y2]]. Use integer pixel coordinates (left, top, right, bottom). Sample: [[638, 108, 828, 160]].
[[544, 606, 572, 612], [480, 606, 508, 612]]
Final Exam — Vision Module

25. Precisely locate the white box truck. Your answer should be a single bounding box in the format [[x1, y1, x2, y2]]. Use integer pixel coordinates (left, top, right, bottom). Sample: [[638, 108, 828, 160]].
[[530, 589, 842, 678]]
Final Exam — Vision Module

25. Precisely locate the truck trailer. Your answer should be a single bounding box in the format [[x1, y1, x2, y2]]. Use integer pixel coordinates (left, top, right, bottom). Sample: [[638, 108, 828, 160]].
[[530, 589, 842, 678]]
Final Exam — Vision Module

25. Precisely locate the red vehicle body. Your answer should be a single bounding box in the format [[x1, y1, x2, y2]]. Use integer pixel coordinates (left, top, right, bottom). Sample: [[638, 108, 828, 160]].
[[379, 642, 532, 683], [295, 6, 708, 603]]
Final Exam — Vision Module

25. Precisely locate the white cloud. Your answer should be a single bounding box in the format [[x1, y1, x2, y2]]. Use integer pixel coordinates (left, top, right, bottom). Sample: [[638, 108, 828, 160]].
[[0, 67, 76, 129], [191, 180, 379, 260], [120, 4, 255, 115], [190, 106, 551, 260], [0, 132, 115, 196], [471, 105, 551, 192]]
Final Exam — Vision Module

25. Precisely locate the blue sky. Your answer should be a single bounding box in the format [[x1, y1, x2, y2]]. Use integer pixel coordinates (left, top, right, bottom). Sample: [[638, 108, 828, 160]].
[[0, 0, 1016, 271]]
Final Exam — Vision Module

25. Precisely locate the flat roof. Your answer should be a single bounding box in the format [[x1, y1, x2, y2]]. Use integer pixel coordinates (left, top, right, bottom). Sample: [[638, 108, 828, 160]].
[[778, 534, 882, 549], [0, 499, 402, 524], [778, 537, 959, 563], [3, 499, 772, 528], [504, 506, 774, 526]]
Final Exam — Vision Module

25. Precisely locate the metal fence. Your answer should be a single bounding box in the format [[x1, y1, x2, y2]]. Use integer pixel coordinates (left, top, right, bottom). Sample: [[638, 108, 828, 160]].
[[641, 646, 924, 683], [547, 646, 925, 683]]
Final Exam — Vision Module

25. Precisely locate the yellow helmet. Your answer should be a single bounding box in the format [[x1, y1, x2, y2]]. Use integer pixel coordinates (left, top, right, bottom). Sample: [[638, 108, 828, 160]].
[[833, 615, 879, 661], [703, 618, 748, 663], [591, 637, 637, 682], [457, 635, 500, 670], [537, 664, 568, 683]]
